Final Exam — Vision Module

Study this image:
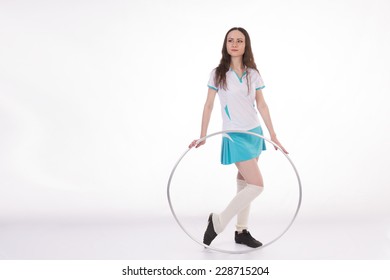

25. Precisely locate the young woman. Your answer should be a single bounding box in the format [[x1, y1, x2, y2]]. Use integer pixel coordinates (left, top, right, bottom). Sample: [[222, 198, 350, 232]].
[[189, 27, 288, 248]]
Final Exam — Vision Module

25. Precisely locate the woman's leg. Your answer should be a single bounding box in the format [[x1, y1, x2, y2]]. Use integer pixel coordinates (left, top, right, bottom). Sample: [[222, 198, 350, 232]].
[[233, 159, 264, 247], [213, 159, 263, 233], [236, 157, 261, 232], [236, 176, 249, 233], [203, 159, 264, 246], [235, 158, 263, 187], [236, 157, 259, 181]]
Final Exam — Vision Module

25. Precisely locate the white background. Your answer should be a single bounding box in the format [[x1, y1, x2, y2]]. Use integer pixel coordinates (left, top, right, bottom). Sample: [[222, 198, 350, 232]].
[[1, 0, 390, 229]]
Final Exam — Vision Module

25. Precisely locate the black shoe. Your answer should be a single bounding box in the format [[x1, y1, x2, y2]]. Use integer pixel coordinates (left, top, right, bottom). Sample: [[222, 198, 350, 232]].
[[203, 213, 218, 246], [235, 229, 263, 248]]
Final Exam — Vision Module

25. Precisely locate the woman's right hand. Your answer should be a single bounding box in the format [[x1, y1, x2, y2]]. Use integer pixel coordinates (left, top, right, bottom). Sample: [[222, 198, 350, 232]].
[[189, 139, 206, 149]]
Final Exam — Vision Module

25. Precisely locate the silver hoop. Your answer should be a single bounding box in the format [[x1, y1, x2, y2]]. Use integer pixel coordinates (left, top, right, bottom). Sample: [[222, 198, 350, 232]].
[[167, 130, 302, 254]]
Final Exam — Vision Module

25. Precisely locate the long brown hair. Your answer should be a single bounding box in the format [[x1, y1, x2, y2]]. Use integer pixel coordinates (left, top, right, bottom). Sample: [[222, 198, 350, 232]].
[[215, 27, 259, 91]]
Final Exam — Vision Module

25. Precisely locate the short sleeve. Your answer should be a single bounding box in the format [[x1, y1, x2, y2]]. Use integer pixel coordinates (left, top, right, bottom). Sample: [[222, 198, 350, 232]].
[[207, 69, 218, 91], [254, 71, 265, 90]]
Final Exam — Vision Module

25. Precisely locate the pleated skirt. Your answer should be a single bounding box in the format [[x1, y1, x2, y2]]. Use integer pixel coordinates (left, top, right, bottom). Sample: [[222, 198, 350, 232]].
[[221, 126, 266, 165]]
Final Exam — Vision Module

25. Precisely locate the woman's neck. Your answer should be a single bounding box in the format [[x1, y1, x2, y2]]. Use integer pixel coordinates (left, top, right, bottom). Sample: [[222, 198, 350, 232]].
[[230, 57, 244, 72]]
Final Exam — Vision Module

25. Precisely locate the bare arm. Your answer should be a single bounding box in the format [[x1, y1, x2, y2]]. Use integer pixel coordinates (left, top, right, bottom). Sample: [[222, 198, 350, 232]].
[[189, 87, 217, 148], [256, 89, 288, 154]]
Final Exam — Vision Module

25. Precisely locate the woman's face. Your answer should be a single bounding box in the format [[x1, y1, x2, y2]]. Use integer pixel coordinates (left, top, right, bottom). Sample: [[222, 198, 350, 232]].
[[226, 30, 246, 57]]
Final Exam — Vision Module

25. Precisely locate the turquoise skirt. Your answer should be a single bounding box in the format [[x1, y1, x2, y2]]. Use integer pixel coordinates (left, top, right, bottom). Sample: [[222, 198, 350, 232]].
[[221, 126, 266, 165]]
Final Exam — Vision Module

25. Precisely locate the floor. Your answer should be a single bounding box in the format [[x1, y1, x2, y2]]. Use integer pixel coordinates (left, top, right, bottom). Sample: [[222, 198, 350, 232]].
[[1, 216, 389, 260]]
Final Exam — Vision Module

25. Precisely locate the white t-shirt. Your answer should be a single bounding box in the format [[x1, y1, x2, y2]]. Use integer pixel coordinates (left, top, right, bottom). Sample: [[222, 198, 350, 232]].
[[208, 67, 265, 131]]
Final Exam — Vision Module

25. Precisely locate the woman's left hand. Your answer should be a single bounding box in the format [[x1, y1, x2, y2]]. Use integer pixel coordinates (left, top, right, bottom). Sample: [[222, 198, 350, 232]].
[[270, 136, 289, 154]]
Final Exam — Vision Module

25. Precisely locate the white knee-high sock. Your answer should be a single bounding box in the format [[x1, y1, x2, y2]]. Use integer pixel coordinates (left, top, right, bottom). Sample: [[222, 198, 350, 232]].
[[236, 179, 251, 233], [212, 183, 263, 234]]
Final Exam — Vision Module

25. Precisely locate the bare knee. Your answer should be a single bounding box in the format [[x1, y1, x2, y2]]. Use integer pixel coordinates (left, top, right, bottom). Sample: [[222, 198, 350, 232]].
[[235, 159, 263, 187], [247, 180, 263, 187], [236, 171, 245, 181]]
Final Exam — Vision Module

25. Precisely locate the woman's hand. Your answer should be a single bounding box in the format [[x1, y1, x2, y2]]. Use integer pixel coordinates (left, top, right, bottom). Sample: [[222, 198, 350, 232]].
[[189, 139, 206, 149], [270, 136, 288, 154]]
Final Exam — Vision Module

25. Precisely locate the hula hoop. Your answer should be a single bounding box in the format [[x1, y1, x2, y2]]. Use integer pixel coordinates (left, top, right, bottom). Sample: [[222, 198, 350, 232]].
[[167, 130, 302, 254]]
